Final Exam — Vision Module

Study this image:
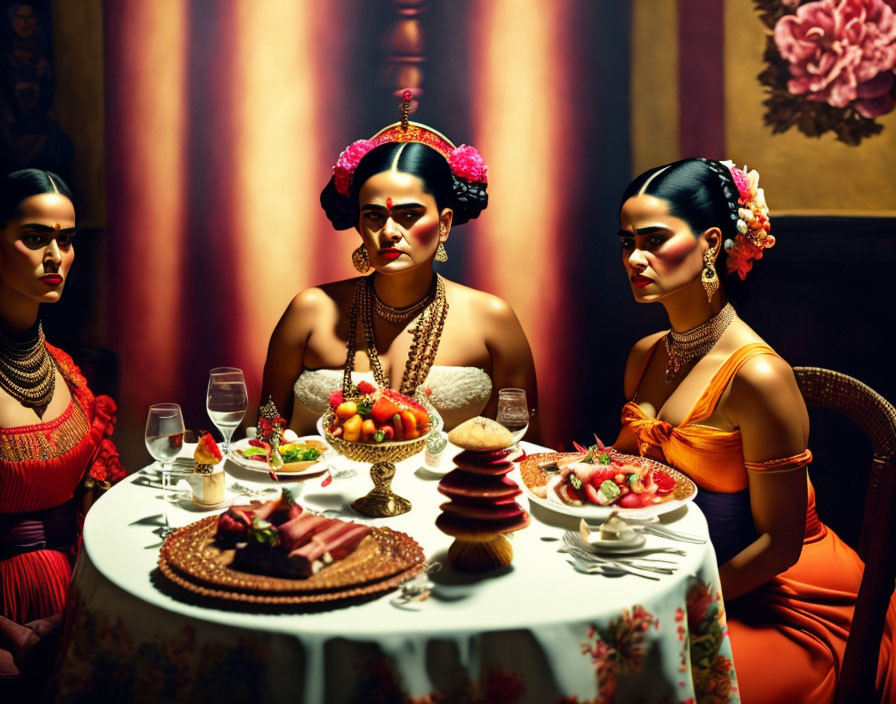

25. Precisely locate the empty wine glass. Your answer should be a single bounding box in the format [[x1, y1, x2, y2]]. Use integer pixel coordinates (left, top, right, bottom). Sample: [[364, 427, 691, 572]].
[[496, 388, 529, 444], [207, 367, 248, 453], [145, 403, 185, 537]]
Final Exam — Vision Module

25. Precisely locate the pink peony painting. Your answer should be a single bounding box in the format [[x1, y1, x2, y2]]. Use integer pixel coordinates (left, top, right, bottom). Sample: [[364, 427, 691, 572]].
[[757, 0, 896, 144]]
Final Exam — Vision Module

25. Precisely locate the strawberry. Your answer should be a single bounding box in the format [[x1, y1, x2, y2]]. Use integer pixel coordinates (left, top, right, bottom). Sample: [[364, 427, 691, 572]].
[[357, 380, 376, 395], [328, 389, 344, 409]]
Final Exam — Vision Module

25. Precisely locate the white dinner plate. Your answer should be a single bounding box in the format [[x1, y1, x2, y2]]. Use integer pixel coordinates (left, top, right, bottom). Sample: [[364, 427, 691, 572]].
[[227, 436, 330, 477], [520, 451, 697, 520]]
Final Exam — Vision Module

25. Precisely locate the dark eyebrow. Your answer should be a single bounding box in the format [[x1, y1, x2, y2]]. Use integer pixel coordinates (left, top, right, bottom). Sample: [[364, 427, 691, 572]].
[[360, 202, 425, 212], [20, 223, 77, 234], [617, 226, 673, 237]]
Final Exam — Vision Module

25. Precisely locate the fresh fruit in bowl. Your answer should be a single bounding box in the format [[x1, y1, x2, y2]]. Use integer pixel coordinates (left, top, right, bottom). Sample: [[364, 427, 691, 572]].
[[326, 386, 431, 443]]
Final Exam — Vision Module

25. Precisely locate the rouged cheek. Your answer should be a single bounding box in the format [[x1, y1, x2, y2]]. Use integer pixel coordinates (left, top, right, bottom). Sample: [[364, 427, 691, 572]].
[[649, 236, 700, 273], [407, 219, 440, 246]]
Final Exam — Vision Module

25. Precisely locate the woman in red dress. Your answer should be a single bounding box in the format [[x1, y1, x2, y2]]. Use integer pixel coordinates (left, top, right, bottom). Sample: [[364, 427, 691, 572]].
[[612, 158, 893, 703], [0, 170, 124, 692]]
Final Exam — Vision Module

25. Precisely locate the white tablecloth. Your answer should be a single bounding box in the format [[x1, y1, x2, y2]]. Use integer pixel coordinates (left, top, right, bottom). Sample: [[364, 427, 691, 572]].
[[51, 443, 740, 703]]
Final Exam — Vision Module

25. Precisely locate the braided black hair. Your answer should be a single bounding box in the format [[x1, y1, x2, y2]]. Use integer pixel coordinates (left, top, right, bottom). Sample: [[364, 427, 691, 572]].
[[320, 142, 488, 231], [620, 158, 759, 302]]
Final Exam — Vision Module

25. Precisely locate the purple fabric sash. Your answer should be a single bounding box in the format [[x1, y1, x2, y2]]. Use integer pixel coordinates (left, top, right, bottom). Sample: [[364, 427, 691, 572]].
[[694, 489, 758, 565], [0, 500, 77, 560]]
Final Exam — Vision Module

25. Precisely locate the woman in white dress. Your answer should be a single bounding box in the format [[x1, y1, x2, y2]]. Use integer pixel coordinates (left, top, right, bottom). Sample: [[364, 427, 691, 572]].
[[260, 95, 539, 438]]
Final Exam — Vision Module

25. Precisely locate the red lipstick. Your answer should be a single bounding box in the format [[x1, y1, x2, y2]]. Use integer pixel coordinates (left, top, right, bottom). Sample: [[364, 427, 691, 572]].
[[40, 274, 63, 286], [631, 273, 653, 288], [380, 248, 402, 261]]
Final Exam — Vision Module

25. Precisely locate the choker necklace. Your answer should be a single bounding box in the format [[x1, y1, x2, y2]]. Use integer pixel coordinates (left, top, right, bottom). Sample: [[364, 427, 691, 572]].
[[344, 275, 448, 396], [663, 303, 735, 383], [0, 321, 56, 417], [371, 277, 437, 324]]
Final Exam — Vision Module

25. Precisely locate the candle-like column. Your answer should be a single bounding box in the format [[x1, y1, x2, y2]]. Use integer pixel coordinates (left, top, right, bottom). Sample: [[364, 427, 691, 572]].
[[384, 0, 426, 112]]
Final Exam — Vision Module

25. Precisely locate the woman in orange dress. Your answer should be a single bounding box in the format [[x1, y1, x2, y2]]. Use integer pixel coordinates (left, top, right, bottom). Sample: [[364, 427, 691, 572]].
[[0, 170, 124, 694], [612, 158, 892, 703]]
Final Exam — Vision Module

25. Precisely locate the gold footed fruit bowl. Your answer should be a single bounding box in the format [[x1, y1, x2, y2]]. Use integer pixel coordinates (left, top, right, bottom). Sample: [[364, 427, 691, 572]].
[[319, 413, 431, 518]]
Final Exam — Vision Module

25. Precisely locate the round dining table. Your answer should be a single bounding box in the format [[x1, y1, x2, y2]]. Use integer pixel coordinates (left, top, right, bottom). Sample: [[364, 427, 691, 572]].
[[50, 441, 740, 704]]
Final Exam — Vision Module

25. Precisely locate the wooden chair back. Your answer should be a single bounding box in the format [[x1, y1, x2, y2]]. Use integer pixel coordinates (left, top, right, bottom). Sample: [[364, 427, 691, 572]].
[[794, 366, 896, 704]]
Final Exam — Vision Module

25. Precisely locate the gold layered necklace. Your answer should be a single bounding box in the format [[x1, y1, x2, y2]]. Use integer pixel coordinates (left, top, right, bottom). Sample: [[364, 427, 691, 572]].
[[343, 275, 448, 396], [370, 276, 437, 324], [663, 303, 735, 383], [0, 321, 56, 417]]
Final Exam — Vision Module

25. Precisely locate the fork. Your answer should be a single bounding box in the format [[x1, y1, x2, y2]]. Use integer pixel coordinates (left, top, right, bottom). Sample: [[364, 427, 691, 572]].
[[562, 531, 686, 558], [565, 546, 677, 574], [562, 534, 679, 574]]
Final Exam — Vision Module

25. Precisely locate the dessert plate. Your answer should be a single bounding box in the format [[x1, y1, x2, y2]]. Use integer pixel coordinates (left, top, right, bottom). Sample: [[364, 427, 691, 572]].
[[520, 452, 697, 520]]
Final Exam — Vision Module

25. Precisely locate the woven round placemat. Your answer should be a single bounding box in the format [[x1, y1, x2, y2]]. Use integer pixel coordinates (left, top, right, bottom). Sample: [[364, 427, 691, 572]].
[[159, 516, 425, 594]]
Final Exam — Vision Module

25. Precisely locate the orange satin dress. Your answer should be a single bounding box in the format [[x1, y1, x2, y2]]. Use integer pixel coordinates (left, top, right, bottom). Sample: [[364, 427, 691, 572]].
[[618, 342, 895, 704]]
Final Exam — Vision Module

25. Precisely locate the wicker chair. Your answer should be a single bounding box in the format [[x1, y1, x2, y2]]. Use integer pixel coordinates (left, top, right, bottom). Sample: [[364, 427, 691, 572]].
[[793, 367, 896, 704]]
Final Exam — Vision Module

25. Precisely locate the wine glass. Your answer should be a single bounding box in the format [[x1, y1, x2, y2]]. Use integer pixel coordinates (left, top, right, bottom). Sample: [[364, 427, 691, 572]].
[[496, 388, 529, 445], [207, 367, 248, 454], [145, 403, 185, 537]]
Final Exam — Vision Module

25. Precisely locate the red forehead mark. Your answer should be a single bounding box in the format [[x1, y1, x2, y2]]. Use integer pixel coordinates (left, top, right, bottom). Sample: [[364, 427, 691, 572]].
[[386, 197, 393, 209], [53, 223, 60, 231]]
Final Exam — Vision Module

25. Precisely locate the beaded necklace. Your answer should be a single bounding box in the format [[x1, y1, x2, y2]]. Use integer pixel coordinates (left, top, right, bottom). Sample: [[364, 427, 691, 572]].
[[0, 321, 56, 417], [342, 275, 448, 396]]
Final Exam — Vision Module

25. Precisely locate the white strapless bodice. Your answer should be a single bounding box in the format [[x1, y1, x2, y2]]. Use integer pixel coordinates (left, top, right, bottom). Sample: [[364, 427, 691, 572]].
[[293, 366, 493, 430]]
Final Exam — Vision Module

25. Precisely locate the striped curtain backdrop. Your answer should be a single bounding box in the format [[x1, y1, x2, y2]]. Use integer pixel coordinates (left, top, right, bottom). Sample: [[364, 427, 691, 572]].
[[102, 0, 641, 462]]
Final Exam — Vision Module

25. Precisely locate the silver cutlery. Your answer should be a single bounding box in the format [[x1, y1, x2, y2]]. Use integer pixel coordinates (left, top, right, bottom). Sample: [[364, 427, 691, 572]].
[[568, 559, 661, 580], [564, 545, 677, 574], [562, 533, 680, 577], [562, 531, 686, 558]]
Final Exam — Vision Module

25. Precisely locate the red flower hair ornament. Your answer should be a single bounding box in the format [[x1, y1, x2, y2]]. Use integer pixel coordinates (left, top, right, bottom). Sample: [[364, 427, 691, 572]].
[[332, 90, 488, 196]]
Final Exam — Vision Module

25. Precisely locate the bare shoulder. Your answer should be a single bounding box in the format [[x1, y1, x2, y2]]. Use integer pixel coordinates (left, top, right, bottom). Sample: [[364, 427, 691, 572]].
[[444, 279, 517, 324], [728, 351, 805, 422], [271, 278, 356, 348], [285, 278, 356, 317], [623, 331, 666, 399]]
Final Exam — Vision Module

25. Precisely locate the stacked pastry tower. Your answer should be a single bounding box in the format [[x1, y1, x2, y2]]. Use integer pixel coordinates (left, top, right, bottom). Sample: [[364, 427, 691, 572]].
[[436, 417, 530, 572]]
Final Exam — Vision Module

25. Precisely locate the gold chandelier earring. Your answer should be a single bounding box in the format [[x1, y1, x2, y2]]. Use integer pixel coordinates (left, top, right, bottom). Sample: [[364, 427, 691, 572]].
[[701, 248, 719, 302], [435, 227, 448, 262], [352, 243, 370, 273]]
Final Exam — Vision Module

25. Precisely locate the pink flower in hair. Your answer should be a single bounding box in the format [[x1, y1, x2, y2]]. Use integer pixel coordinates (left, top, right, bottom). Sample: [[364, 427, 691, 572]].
[[728, 165, 751, 202], [333, 139, 376, 195], [721, 160, 775, 279], [448, 144, 488, 183]]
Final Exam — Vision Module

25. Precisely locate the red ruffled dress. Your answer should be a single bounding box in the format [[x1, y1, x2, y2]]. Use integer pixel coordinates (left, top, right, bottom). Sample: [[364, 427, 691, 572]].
[[0, 344, 124, 624]]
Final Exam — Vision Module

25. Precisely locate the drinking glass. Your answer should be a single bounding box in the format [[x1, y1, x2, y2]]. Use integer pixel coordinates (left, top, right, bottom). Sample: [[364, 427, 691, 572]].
[[145, 403, 185, 537], [496, 388, 529, 444], [207, 367, 248, 453]]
